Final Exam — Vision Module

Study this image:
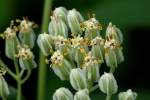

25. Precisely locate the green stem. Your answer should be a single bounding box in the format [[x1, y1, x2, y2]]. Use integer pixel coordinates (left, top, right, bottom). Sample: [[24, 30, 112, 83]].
[[110, 67, 115, 73], [13, 59, 22, 100], [2, 97, 7, 100], [89, 84, 99, 93], [21, 70, 31, 84], [0, 58, 17, 80], [17, 81, 22, 100], [20, 69, 25, 78], [106, 94, 112, 100], [37, 0, 53, 100]]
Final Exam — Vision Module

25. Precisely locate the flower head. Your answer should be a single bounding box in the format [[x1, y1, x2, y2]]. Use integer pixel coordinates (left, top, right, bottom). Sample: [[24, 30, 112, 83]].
[[51, 50, 64, 65], [81, 15, 102, 31], [17, 17, 35, 32], [90, 36, 104, 46], [83, 52, 98, 68], [104, 37, 120, 50], [16, 45, 33, 60]]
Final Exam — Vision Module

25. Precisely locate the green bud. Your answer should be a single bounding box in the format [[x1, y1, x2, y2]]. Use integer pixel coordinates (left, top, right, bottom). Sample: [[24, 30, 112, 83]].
[[83, 52, 100, 82], [70, 68, 87, 91], [49, 17, 68, 37], [37, 33, 53, 56], [19, 19, 36, 49], [53, 7, 68, 24], [119, 89, 137, 100], [53, 87, 73, 100], [4, 27, 19, 60], [106, 22, 123, 44], [17, 45, 37, 70], [51, 51, 73, 80], [0, 76, 10, 99], [67, 9, 84, 36], [98, 72, 118, 95], [74, 89, 91, 100]]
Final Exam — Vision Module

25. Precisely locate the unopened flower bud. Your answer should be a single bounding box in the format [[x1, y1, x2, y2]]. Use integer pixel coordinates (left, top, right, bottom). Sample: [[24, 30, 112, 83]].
[[18, 18, 36, 49], [106, 22, 123, 44], [53, 7, 68, 24], [53, 87, 73, 100], [49, 17, 68, 37], [50, 51, 73, 80], [70, 68, 87, 90], [67, 9, 84, 36], [16, 45, 37, 70], [4, 27, 19, 60], [37, 33, 53, 56], [0, 76, 10, 99], [119, 89, 137, 100], [98, 72, 118, 95], [74, 89, 91, 100]]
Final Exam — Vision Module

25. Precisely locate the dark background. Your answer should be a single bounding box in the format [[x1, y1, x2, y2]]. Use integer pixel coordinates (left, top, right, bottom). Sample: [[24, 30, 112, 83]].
[[0, 0, 150, 99]]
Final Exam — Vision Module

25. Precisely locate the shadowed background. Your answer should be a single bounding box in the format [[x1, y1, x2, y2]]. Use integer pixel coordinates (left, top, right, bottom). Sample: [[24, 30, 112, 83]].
[[0, 0, 150, 99]]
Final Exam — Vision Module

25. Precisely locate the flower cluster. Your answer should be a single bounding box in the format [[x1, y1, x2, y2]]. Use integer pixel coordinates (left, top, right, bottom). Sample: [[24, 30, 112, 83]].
[[0, 18, 37, 99], [37, 6, 137, 100]]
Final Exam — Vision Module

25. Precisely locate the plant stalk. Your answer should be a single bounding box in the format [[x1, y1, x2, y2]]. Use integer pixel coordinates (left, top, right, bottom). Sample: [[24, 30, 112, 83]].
[[37, 0, 53, 100], [89, 84, 99, 93], [14, 59, 22, 100], [106, 94, 112, 100]]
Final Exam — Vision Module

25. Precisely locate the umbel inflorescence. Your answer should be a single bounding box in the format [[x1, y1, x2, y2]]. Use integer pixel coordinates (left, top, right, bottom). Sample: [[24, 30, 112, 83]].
[[37, 7, 137, 100]]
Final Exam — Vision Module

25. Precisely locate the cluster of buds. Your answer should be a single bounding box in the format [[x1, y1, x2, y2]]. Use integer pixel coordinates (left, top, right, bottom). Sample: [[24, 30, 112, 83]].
[[36, 6, 137, 100]]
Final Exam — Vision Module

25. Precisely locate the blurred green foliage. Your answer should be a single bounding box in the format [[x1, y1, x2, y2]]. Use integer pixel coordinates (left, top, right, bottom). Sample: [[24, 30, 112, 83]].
[[0, 0, 150, 100]]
